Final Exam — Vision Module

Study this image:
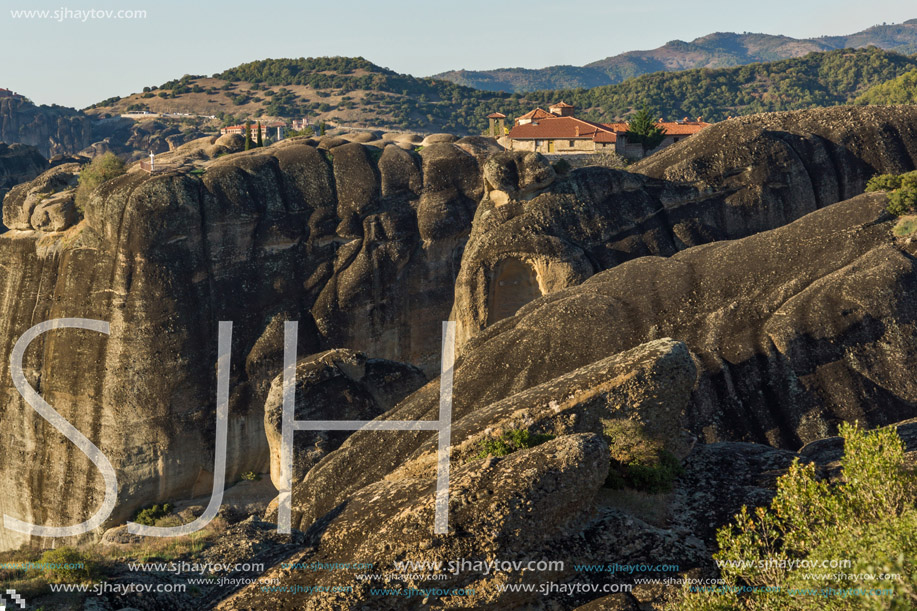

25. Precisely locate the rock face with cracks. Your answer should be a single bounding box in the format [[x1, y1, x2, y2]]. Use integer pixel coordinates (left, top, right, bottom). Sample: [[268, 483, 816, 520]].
[[6, 106, 917, 610], [0, 138, 486, 552], [453, 106, 917, 346]]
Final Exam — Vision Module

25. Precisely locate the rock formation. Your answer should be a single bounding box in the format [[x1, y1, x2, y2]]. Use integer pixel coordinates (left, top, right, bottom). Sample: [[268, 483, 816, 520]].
[[262, 349, 426, 488], [0, 96, 92, 157], [0, 142, 46, 203], [453, 105, 917, 346], [5, 105, 917, 610], [0, 136, 488, 552]]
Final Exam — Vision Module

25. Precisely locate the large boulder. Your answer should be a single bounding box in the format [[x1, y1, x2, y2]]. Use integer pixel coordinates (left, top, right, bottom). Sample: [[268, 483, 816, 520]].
[[3, 162, 81, 231]]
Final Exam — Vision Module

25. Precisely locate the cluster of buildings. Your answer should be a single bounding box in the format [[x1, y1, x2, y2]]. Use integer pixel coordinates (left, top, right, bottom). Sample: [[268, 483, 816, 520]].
[[220, 121, 289, 140], [489, 102, 710, 158], [0, 88, 23, 100]]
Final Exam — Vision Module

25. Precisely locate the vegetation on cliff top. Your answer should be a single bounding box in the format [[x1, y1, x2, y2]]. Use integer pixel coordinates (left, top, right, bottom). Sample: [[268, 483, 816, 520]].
[[527, 47, 917, 124], [75, 152, 125, 212], [865, 170, 917, 216]]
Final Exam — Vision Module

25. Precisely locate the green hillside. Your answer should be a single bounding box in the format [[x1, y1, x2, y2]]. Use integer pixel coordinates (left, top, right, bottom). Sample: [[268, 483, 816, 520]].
[[87, 48, 917, 135], [535, 47, 917, 124], [855, 68, 917, 104]]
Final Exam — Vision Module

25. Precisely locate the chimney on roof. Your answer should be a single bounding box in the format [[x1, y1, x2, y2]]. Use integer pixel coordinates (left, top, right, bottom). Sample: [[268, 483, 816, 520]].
[[697, 117, 702, 122], [683, 116, 688, 122], [575, 125, 580, 137]]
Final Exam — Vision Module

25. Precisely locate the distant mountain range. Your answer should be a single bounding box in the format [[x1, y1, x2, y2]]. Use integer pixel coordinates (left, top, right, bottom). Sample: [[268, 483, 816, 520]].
[[433, 19, 917, 92]]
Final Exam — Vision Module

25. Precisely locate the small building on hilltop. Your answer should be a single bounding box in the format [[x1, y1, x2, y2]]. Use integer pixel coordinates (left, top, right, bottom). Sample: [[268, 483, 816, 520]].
[[0, 88, 23, 100], [504, 102, 711, 157], [508, 116, 619, 153], [220, 121, 287, 140]]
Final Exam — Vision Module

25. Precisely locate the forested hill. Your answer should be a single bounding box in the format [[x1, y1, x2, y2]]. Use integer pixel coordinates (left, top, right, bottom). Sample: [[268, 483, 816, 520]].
[[434, 19, 917, 91], [855, 68, 917, 104], [86, 48, 917, 134], [525, 47, 917, 125]]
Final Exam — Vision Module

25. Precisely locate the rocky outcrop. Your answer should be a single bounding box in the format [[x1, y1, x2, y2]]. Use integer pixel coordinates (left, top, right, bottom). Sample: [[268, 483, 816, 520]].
[[3, 162, 82, 231], [0, 142, 46, 203], [9, 104, 917, 609], [461, 192, 917, 449], [0, 97, 92, 157], [0, 137, 485, 552], [275, 191, 917, 553], [453, 106, 917, 346], [86, 117, 212, 161], [263, 349, 426, 487]]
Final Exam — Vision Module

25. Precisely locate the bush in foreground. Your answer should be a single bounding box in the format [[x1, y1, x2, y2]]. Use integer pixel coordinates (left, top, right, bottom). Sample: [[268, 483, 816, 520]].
[[36, 547, 99, 584], [675, 422, 917, 610], [132, 503, 173, 526], [475, 429, 555, 459]]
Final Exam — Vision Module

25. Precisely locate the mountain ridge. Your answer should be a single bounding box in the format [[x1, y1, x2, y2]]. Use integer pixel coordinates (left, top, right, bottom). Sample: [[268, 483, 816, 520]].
[[433, 19, 917, 91]]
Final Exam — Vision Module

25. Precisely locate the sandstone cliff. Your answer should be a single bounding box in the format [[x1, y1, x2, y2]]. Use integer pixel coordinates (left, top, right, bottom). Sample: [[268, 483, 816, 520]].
[[0, 135, 491, 552], [0, 97, 92, 157], [5, 106, 917, 611]]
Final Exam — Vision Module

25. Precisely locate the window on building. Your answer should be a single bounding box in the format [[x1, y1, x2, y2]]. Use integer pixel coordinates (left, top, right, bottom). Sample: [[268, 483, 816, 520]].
[[569, 140, 575, 147]]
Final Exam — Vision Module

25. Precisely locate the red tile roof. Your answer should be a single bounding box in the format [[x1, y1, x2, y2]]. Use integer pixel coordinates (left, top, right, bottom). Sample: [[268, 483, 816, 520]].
[[486, 112, 506, 119], [516, 108, 555, 122], [509, 116, 617, 142], [593, 131, 617, 143], [550, 101, 574, 108], [509, 108, 712, 144]]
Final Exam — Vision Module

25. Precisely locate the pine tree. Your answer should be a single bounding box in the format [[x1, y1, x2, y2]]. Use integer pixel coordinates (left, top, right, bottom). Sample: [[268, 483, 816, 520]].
[[244, 121, 252, 151], [256, 121, 263, 147], [627, 106, 666, 154]]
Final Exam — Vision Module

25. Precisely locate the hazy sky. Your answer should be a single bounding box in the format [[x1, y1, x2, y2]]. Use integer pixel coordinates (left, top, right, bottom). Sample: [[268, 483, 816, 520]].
[[2, 0, 915, 108]]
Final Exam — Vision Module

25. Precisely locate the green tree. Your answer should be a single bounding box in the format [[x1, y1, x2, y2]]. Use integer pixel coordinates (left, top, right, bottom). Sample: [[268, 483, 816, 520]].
[[244, 121, 252, 151], [627, 105, 667, 154], [675, 421, 917, 610], [75, 152, 126, 212], [256, 121, 263, 147]]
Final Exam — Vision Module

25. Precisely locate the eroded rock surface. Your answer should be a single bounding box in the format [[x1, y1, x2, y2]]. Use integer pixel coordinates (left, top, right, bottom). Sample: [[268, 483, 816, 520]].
[[263, 349, 426, 487], [454, 106, 917, 345], [0, 139, 484, 552]]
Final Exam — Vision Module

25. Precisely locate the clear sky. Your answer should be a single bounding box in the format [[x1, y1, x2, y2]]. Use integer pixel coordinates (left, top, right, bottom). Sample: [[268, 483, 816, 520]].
[[2, 0, 915, 108]]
